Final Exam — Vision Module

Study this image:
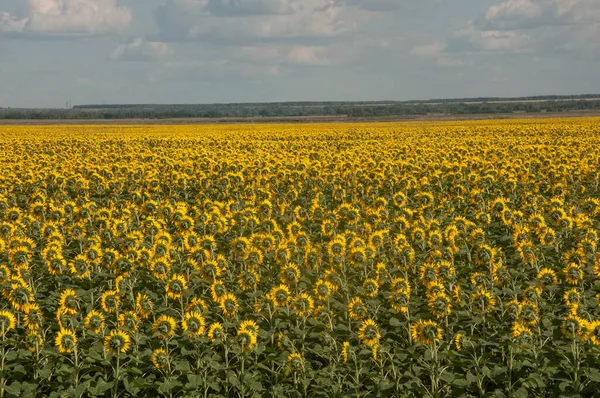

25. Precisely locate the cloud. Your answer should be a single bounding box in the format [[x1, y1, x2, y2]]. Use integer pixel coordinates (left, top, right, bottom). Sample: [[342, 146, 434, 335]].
[[410, 43, 468, 67], [0, 0, 131, 36], [155, 0, 383, 43], [410, 43, 445, 57], [482, 0, 600, 30], [111, 39, 174, 61]]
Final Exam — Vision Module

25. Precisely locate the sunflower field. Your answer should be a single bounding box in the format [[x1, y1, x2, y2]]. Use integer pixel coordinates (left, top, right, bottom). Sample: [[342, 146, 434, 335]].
[[1, 118, 600, 397]]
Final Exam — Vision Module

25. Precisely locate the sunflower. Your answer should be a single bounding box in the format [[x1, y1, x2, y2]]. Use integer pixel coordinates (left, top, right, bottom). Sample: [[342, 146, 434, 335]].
[[7, 281, 33, 312], [236, 329, 257, 351], [182, 311, 206, 338], [341, 341, 350, 363], [219, 293, 239, 319], [59, 288, 78, 315], [69, 255, 91, 280], [562, 314, 588, 338], [55, 328, 77, 354], [208, 322, 225, 342], [471, 289, 496, 314], [185, 297, 208, 314], [427, 292, 452, 318], [84, 310, 105, 333], [519, 300, 539, 325], [0, 310, 16, 333], [292, 293, 314, 317], [563, 288, 581, 309], [135, 293, 154, 319], [239, 320, 259, 336], [270, 284, 291, 307], [362, 278, 379, 298], [165, 274, 187, 300], [280, 263, 301, 285], [358, 319, 380, 347], [104, 330, 131, 354], [536, 268, 558, 287], [411, 319, 442, 345], [100, 290, 120, 314], [314, 279, 335, 301], [584, 320, 600, 345], [454, 333, 464, 351], [152, 348, 169, 370], [348, 297, 368, 320], [153, 315, 177, 340], [287, 352, 304, 373], [390, 277, 411, 294], [210, 280, 228, 303], [255, 294, 277, 318], [563, 263, 583, 285], [118, 311, 139, 332], [199, 260, 222, 282], [23, 303, 43, 331], [388, 290, 409, 314], [237, 269, 260, 291], [511, 322, 533, 339], [25, 330, 44, 352]]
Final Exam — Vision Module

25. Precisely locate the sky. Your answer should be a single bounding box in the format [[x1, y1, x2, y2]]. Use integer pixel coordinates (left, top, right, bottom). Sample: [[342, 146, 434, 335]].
[[0, 0, 599, 108]]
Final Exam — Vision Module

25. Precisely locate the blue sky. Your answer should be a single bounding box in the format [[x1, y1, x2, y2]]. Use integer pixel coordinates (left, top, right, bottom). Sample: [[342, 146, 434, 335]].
[[1, 0, 599, 108]]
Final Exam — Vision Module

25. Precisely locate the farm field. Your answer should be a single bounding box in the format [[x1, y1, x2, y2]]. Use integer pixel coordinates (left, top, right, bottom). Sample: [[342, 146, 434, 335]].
[[1, 118, 600, 396]]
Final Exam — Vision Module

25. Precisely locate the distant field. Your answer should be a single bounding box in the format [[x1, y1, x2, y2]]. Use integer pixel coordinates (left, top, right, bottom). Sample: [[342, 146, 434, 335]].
[[2, 109, 600, 125]]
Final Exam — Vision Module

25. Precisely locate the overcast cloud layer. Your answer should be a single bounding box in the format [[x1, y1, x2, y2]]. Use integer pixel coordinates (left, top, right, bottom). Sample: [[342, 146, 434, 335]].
[[1, 0, 599, 107]]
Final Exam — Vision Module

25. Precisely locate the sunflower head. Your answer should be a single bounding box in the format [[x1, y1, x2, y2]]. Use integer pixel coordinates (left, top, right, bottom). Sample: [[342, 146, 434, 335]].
[[153, 315, 177, 340], [152, 348, 169, 370], [0, 310, 17, 333], [182, 311, 206, 338], [358, 319, 380, 347], [411, 319, 442, 345], [55, 328, 77, 354], [104, 329, 131, 355]]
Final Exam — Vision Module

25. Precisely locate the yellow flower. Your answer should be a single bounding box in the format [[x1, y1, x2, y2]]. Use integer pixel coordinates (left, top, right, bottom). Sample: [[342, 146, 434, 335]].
[[411, 319, 442, 345], [0, 310, 17, 333], [471, 289, 496, 314], [563, 263, 583, 285], [454, 333, 464, 351], [100, 290, 120, 314], [152, 348, 169, 370], [341, 341, 350, 363], [208, 322, 225, 342], [165, 274, 187, 300], [135, 293, 154, 319], [362, 278, 379, 298], [511, 322, 533, 339], [153, 315, 177, 340], [55, 328, 77, 354], [219, 293, 239, 319], [84, 310, 105, 334], [236, 329, 257, 351], [358, 319, 380, 347], [348, 297, 368, 320], [427, 292, 452, 318], [584, 320, 600, 345], [270, 284, 291, 307], [292, 293, 314, 317], [287, 352, 304, 373], [104, 329, 131, 354], [25, 330, 44, 352], [314, 279, 335, 301], [182, 311, 206, 338]]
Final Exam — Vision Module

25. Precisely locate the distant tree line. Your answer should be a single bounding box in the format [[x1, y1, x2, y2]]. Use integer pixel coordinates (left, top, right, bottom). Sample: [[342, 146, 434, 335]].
[[2, 95, 600, 120]]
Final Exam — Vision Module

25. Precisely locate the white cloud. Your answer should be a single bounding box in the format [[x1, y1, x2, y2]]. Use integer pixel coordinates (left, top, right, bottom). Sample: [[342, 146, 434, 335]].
[[410, 43, 445, 57], [156, 0, 383, 42], [0, 0, 131, 35], [111, 39, 174, 61]]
